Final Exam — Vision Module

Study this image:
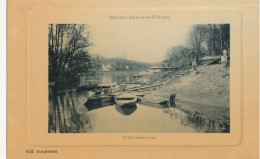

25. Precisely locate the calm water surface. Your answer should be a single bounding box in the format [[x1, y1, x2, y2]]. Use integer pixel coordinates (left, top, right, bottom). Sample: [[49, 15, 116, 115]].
[[48, 89, 207, 133], [49, 71, 219, 133]]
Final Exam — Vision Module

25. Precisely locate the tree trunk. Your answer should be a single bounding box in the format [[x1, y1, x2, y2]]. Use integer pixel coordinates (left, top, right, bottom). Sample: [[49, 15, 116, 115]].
[[192, 54, 199, 67], [58, 27, 64, 76]]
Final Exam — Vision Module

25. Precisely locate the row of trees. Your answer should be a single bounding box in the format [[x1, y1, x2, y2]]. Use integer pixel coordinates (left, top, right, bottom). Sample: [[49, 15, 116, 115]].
[[91, 55, 152, 71], [163, 24, 230, 67], [49, 24, 152, 82], [48, 24, 92, 82], [162, 45, 191, 68]]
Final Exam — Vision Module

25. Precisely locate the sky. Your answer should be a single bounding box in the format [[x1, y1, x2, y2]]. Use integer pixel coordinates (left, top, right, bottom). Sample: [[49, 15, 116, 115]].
[[88, 22, 192, 63]]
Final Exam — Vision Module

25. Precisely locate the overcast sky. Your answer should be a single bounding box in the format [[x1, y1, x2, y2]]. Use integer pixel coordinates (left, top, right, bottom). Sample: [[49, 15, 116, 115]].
[[88, 22, 192, 63]]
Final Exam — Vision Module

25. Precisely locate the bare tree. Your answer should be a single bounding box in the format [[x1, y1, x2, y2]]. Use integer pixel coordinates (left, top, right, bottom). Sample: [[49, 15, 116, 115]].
[[186, 24, 207, 66], [162, 45, 191, 68], [203, 24, 230, 56], [163, 24, 230, 68], [48, 24, 92, 82]]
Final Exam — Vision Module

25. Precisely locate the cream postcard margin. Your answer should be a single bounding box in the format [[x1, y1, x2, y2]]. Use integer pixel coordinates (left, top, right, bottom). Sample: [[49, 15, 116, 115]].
[[7, 0, 259, 159], [29, 9, 241, 146]]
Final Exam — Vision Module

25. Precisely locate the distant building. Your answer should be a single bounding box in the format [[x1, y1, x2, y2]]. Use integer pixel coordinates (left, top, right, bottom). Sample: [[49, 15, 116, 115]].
[[102, 64, 112, 71]]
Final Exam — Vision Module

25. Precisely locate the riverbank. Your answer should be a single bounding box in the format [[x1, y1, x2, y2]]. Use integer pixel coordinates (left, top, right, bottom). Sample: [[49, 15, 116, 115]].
[[141, 64, 230, 132], [159, 64, 229, 106]]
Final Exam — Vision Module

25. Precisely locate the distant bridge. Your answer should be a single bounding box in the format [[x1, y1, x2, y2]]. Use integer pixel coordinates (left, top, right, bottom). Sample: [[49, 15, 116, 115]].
[[148, 66, 179, 71]]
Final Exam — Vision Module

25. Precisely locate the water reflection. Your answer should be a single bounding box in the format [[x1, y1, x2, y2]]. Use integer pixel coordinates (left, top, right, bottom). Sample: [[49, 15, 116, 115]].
[[79, 71, 143, 86], [48, 90, 93, 133], [49, 71, 229, 133], [49, 89, 229, 133], [115, 103, 137, 116], [139, 101, 229, 133], [162, 105, 230, 133]]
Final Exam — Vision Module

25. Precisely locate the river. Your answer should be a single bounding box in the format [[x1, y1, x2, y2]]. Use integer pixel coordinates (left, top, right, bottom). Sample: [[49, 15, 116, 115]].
[[48, 71, 214, 133]]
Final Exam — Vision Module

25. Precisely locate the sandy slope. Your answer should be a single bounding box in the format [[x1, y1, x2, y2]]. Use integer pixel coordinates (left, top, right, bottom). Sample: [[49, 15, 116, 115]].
[[161, 64, 230, 107], [142, 64, 230, 128]]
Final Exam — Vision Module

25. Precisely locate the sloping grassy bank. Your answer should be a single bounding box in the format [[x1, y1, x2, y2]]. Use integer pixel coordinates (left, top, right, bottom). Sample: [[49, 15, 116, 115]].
[[144, 64, 230, 132]]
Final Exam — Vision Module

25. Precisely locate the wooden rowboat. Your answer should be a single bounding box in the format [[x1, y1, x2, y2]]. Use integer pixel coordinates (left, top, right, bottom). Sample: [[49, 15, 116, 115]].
[[114, 93, 137, 107]]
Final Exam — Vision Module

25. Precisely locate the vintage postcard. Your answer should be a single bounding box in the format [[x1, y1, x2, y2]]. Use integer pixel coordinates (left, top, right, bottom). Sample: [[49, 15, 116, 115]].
[[7, 0, 259, 158], [48, 23, 231, 134]]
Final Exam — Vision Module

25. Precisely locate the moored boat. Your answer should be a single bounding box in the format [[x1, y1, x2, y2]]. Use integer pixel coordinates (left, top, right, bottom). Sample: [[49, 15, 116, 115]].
[[86, 95, 113, 104], [114, 93, 137, 107], [85, 100, 115, 111]]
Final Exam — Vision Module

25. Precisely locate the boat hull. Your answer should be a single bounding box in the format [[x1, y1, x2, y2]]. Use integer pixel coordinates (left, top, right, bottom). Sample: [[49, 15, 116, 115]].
[[115, 97, 137, 107], [87, 95, 113, 104]]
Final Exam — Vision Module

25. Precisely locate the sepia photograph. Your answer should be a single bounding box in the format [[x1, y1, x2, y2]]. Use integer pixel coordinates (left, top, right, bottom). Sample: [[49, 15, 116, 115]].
[[48, 23, 230, 133], [7, 0, 259, 157]]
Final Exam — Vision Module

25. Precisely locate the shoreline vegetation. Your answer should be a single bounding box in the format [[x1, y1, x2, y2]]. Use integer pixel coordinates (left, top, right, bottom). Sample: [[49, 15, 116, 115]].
[[140, 64, 230, 133], [48, 24, 152, 83], [49, 24, 230, 133], [48, 24, 229, 84]]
